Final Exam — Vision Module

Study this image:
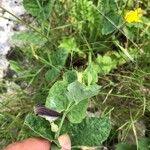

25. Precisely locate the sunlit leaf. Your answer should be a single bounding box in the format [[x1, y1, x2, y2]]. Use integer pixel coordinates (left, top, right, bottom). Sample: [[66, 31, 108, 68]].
[[45, 81, 68, 112]]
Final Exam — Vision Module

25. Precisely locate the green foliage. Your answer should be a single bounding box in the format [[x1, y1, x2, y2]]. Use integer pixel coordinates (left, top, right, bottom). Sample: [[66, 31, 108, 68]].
[[116, 138, 150, 150], [70, 0, 100, 33], [23, 0, 54, 19], [45, 47, 70, 82], [102, 12, 122, 35], [45, 81, 68, 112], [138, 138, 150, 150], [12, 32, 47, 46], [9, 60, 23, 73], [63, 70, 77, 84], [66, 81, 100, 103], [46, 80, 100, 116], [67, 99, 89, 123], [83, 54, 118, 85], [45, 68, 60, 82], [25, 113, 54, 141], [61, 117, 111, 146], [116, 143, 137, 150], [3, 0, 149, 149], [50, 48, 69, 68], [25, 79, 107, 147]]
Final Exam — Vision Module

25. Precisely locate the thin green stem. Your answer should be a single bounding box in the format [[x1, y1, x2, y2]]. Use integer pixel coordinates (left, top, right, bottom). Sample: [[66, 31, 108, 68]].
[[55, 110, 68, 139], [55, 102, 74, 138]]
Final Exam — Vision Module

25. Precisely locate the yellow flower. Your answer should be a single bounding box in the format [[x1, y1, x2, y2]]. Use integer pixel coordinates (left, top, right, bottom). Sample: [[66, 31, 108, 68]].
[[125, 8, 143, 23]]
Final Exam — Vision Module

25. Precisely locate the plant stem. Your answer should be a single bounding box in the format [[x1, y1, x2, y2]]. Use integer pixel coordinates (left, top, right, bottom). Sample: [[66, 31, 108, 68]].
[[55, 110, 68, 139], [55, 102, 74, 139]]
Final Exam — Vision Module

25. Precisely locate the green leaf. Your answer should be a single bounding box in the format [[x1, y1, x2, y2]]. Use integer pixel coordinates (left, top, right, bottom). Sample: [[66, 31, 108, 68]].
[[45, 81, 68, 112], [23, 0, 53, 19], [59, 38, 79, 52], [102, 12, 121, 35], [62, 117, 111, 146], [116, 138, 150, 150], [63, 70, 77, 84], [116, 143, 136, 150], [45, 68, 60, 82], [51, 48, 69, 69], [67, 99, 89, 123], [45, 48, 70, 82], [66, 81, 100, 103], [9, 60, 23, 73], [25, 113, 54, 141], [12, 32, 47, 46], [96, 55, 117, 74], [83, 63, 99, 85], [138, 138, 150, 150]]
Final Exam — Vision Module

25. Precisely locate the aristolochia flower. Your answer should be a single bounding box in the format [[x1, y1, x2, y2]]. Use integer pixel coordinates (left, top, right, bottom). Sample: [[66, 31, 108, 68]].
[[125, 8, 143, 23]]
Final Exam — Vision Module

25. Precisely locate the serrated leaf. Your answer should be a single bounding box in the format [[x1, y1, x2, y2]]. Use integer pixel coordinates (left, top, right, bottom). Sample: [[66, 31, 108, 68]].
[[66, 81, 100, 103], [25, 113, 54, 141], [45, 81, 68, 112], [61, 117, 111, 146], [63, 70, 77, 84], [13, 32, 47, 45], [67, 99, 88, 123], [45, 68, 60, 82], [23, 0, 53, 19]]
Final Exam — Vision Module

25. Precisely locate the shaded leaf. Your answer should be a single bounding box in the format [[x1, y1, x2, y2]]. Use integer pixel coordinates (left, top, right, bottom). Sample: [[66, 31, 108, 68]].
[[138, 138, 150, 150], [61, 117, 111, 146], [67, 99, 89, 123], [51, 48, 69, 69], [63, 70, 77, 84], [45, 68, 60, 82], [102, 12, 121, 35], [116, 143, 136, 150], [23, 0, 53, 19]]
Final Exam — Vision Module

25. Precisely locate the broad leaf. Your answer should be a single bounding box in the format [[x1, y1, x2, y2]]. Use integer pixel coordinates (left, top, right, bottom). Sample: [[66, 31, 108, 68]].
[[67, 99, 89, 123], [45, 68, 60, 82], [45, 81, 68, 112], [25, 113, 54, 141], [102, 12, 121, 35], [23, 0, 53, 19], [116, 138, 150, 150], [51, 48, 69, 69], [116, 143, 136, 150], [63, 70, 77, 84], [61, 117, 111, 146], [66, 81, 100, 103], [138, 138, 150, 150]]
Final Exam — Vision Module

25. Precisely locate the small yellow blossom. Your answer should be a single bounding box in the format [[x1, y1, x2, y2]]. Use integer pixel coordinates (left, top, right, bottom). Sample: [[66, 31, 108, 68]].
[[125, 8, 143, 23]]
